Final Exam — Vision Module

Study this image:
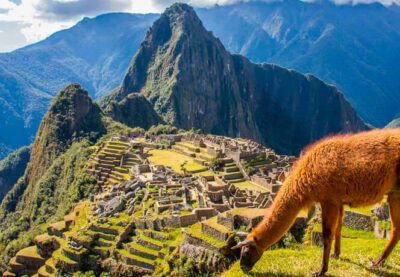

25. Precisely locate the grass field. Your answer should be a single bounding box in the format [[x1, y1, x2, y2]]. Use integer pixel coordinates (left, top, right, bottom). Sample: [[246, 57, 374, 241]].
[[223, 226, 400, 277], [233, 180, 269, 192], [147, 149, 207, 173]]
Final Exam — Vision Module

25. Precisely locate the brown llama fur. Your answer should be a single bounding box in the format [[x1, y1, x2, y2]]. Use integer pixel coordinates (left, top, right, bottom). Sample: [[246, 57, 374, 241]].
[[241, 129, 400, 276]]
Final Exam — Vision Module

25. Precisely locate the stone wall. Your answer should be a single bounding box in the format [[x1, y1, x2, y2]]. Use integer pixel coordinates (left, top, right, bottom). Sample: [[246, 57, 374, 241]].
[[343, 211, 374, 231], [251, 175, 270, 187], [193, 208, 218, 221], [201, 223, 230, 241], [180, 214, 199, 227], [208, 190, 225, 202], [184, 233, 220, 252]]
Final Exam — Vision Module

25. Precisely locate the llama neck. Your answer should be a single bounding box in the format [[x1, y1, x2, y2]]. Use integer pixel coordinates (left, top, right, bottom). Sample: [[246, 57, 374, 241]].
[[249, 177, 308, 250]]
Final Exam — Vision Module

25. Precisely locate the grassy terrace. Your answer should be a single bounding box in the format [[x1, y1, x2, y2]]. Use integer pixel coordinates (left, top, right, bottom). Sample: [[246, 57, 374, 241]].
[[185, 223, 226, 249], [52, 249, 76, 265], [205, 216, 232, 235], [147, 149, 207, 173], [17, 245, 42, 259], [223, 226, 400, 276], [232, 180, 269, 192], [117, 248, 155, 265]]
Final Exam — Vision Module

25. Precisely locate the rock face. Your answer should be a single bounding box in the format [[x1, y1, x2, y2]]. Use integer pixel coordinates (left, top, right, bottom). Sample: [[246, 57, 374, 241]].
[[105, 93, 163, 129], [104, 3, 368, 155]]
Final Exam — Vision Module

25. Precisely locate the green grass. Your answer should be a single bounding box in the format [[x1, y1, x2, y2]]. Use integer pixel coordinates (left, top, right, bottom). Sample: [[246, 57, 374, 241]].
[[53, 249, 77, 264], [148, 149, 207, 173], [223, 227, 400, 276], [204, 217, 232, 235], [117, 249, 155, 265], [17, 245, 41, 258], [233, 180, 269, 192], [193, 170, 214, 178], [346, 205, 374, 216], [129, 242, 159, 256], [185, 223, 226, 249]]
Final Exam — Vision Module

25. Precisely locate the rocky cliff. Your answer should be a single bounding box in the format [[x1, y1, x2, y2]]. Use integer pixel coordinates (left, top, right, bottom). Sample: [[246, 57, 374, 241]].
[[104, 3, 368, 155]]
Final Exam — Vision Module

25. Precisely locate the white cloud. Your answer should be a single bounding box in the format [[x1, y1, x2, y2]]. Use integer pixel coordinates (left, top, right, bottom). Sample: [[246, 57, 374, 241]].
[[0, 30, 3, 33], [0, 0, 162, 43], [0, 0, 17, 10], [0, 0, 399, 49]]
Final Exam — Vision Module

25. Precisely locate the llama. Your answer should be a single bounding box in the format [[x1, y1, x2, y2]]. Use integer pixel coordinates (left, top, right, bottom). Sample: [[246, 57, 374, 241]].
[[232, 129, 400, 276]]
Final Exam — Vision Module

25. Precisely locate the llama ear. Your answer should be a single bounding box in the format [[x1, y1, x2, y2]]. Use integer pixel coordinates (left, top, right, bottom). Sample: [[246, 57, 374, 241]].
[[231, 239, 254, 250]]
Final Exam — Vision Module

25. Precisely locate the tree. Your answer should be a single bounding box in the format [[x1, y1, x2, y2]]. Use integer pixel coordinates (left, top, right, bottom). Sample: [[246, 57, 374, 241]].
[[180, 161, 188, 176]]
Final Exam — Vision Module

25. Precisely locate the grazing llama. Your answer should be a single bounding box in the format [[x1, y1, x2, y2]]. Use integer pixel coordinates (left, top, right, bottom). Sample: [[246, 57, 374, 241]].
[[232, 129, 400, 276]]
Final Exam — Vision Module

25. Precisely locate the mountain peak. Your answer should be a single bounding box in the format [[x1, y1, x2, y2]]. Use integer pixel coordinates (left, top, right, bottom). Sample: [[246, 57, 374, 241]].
[[27, 84, 105, 186], [103, 2, 218, 103], [103, 3, 368, 155], [161, 2, 205, 34]]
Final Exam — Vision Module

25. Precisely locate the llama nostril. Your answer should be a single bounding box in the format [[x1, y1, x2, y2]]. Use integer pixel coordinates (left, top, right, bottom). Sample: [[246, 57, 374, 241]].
[[241, 264, 251, 272]]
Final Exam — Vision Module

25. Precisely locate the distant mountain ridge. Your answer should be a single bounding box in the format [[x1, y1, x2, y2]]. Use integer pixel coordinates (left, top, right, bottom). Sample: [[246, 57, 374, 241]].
[[1, 0, 400, 157], [197, 0, 400, 127], [0, 13, 157, 159], [104, 3, 368, 155]]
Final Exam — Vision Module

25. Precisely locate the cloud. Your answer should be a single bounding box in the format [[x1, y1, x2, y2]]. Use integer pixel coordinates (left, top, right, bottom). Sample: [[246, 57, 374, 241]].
[[0, 0, 17, 10], [0, 0, 159, 43], [0, 0, 399, 51], [36, 0, 133, 21], [151, 0, 399, 9]]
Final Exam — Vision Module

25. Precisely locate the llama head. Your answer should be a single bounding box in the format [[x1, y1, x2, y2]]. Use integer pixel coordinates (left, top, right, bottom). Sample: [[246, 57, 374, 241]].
[[231, 232, 263, 272]]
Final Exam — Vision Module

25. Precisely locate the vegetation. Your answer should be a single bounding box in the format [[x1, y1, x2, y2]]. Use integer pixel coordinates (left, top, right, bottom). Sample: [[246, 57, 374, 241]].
[[145, 124, 179, 138], [210, 158, 224, 172], [224, 226, 400, 276], [105, 93, 162, 129], [0, 146, 31, 202], [0, 85, 137, 273], [0, 140, 97, 271]]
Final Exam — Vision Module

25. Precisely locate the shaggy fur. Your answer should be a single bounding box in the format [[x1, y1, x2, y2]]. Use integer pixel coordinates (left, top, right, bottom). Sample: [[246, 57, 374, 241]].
[[244, 129, 400, 276]]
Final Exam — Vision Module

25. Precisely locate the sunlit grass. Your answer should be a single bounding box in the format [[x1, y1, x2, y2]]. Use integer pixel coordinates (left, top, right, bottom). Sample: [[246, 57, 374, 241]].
[[223, 227, 400, 277], [147, 149, 207, 173], [233, 180, 269, 192]]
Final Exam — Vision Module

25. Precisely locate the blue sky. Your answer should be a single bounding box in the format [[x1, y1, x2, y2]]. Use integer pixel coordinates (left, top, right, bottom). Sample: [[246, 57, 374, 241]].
[[0, 0, 399, 52]]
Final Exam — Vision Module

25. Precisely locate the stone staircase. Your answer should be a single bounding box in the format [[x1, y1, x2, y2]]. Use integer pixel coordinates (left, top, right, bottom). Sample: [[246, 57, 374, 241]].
[[117, 229, 176, 273], [219, 161, 245, 183], [87, 140, 138, 187], [171, 141, 216, 167]]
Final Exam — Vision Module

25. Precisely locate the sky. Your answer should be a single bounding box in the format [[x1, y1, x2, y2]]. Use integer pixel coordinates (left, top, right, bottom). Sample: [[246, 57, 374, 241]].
[[0, 0, 399, 53]]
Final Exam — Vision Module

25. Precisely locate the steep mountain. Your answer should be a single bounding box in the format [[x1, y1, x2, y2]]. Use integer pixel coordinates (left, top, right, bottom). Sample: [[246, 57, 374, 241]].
[[197, 0, 400, 127], [0, 79, 165, 272], [0, 0, 400, 158], [2, 1, 399, 157], [0, 84, 108, 267], [104, 3, 368, 155], [0, 13, 157, 159], [0, 146, 31, 202]]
